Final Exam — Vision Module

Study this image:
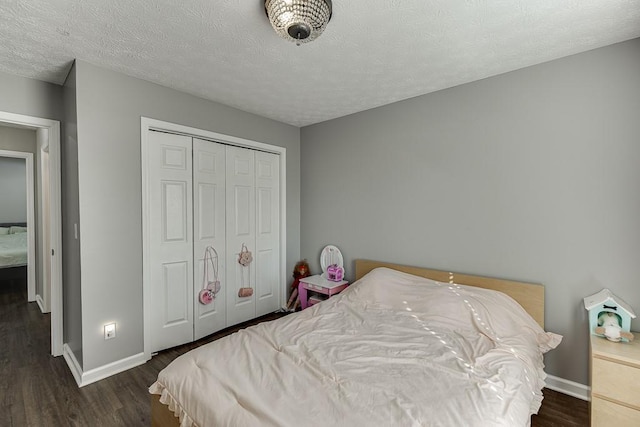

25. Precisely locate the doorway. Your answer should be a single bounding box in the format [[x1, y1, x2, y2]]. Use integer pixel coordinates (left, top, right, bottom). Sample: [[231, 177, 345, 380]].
[[0, 148, 35, 301], [0, 111, 62, 357]]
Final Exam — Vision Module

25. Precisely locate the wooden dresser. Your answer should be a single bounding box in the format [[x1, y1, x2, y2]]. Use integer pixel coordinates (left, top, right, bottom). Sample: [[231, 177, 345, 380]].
[[590, 333, 640, 426]]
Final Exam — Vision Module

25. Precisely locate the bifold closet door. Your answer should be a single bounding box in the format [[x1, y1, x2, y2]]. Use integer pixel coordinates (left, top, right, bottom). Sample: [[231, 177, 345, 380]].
[[146, 131, 282, 352], [193, 138, 227, 340], [147, 131, 194, 353], [255, 151, 281, 317], [225, 146, 256, 326], [225, 147, 281, 324]]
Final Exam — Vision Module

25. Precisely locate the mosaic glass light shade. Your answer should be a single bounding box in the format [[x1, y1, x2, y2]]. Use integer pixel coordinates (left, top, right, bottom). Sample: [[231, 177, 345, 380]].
[[265, 0, 332, 45]]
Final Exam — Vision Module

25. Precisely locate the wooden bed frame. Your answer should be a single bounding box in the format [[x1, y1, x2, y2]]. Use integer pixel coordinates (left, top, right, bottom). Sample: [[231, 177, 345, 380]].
[[150, 259, 545, 426]]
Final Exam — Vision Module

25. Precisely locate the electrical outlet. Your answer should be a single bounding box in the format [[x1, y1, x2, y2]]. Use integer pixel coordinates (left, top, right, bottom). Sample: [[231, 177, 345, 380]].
[[104, 323, 116, 340]]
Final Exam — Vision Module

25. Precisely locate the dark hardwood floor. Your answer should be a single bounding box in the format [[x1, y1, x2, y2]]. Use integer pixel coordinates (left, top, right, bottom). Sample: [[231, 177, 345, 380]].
[[531, 389, 589, 427], [1, 272, 589, 426]]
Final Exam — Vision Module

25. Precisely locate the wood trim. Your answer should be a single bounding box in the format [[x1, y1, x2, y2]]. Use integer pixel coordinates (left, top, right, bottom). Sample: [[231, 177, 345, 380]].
[[355, 259, 545, 328]]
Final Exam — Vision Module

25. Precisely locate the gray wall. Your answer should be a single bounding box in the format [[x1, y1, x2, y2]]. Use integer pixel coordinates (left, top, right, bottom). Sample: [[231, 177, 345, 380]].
[[0, 70, 63, 121], [0, 157, 27, 222], [0, 126, 37, 153], [300, 38, 640, 386], [62, 63, 83, 366], [73, 60, 300, 371], [0, 126, 37, 222]]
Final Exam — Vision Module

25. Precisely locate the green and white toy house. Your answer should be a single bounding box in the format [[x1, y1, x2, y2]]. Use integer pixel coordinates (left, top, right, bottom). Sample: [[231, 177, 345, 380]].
[[583, 289, 636, 341]]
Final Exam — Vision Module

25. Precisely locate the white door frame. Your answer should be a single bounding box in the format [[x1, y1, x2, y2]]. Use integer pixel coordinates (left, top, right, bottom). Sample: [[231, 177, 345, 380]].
[[0, 149, 35, 301], [0, 111, 63, 357], [36, 133, 51, 313], [141, 117, 287, 361]]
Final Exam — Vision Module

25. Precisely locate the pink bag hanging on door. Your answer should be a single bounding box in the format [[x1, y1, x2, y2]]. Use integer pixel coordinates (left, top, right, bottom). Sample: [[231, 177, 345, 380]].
[[237, 243, 254, 297], [199, 246, 221, 305]]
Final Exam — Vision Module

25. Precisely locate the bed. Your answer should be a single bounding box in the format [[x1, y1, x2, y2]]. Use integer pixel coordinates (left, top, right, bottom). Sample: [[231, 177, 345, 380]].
[[0, 222, 28, 268], [149, 259, 561, 427]]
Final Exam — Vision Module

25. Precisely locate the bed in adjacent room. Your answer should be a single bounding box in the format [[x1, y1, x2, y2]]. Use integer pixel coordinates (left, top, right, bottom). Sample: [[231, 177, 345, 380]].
[[150, 259, 561, 427], [0, 223, 28, 268]]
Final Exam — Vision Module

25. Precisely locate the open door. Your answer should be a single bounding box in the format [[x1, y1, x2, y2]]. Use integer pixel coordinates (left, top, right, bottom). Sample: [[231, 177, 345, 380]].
[[0, 111, 62, 357]]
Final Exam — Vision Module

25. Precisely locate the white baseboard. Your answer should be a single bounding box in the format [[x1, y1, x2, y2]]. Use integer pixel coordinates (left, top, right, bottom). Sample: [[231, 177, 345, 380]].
[[35, 294, 46, 313], [63, 343, 146, 387], [63, 344, 83, 386], [545, 374, 590, 401]]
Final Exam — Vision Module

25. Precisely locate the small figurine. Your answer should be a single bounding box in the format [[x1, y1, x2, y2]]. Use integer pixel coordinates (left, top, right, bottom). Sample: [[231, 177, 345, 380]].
[[595, 312, 635, 342], [286, 259, 310, 311]]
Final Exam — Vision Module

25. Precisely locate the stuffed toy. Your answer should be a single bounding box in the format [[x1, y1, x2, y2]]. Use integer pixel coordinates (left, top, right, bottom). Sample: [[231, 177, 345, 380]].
[[595, 312, 635, 342], [286, 259, 310, 311]]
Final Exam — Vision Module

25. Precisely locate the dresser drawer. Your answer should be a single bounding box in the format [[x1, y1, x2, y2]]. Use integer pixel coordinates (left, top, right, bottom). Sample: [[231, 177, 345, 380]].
[[592, 397, 640, 427], [592, 357, 640, 408]]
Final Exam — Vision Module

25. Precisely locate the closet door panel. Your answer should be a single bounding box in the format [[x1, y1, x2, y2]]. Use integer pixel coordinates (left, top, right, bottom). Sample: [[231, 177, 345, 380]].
[[197, 184, 217, 239], [255, 248, 276, 300], [148, 131, 194, 353], [226, 146, 256, 326], [162, 262, 190, 324], [162, 182, 189, 242], [234, 186, 252, 235], [193, 138, 226, 340], [255, 151, 281, 317]]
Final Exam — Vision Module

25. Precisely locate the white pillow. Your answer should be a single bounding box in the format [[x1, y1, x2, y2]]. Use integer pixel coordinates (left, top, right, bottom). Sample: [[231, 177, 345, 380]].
[[0, 227, 9, 235], [9, 226, 27, 234]]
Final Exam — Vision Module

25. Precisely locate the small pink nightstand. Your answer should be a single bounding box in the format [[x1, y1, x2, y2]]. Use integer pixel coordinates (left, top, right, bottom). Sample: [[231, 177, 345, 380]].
[[298, 275, 349, 310]]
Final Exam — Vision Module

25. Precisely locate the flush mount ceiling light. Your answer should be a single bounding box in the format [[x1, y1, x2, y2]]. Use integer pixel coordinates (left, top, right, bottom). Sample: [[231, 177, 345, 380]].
[[264, 0, 332, 45]]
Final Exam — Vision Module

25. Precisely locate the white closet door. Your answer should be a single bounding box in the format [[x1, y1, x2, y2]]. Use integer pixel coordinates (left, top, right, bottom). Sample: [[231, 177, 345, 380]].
[[255, 151, 281, 317], [148, 131, 194, 353], [225, 146, 256, 326], [193, 138, 227, 340]]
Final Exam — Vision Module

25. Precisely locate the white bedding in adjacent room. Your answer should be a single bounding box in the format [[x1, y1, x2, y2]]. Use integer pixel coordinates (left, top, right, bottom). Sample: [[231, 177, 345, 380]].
[[0, 231, 27, 268], [150, 267, 561, 427]]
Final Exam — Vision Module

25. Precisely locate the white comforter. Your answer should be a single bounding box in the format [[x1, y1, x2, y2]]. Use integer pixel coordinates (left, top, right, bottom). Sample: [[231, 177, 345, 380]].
[[0, 232, 27, 267], [150, 267, 561, 427]]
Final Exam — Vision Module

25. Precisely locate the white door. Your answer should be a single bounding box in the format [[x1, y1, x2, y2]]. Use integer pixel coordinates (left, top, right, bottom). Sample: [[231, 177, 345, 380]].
[[148, 131, 194, 353], [225, 146, 256, 326], [193, 138, 227, 340], [255, 151, 281, 317]]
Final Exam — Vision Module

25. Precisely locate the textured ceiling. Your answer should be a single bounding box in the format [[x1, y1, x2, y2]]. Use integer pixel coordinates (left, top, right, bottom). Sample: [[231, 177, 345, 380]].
[[1, 0, 639, 127]]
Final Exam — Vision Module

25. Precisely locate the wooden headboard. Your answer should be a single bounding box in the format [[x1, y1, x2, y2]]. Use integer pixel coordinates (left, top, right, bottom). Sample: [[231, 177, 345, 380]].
[[355, 259, 545, 329]]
